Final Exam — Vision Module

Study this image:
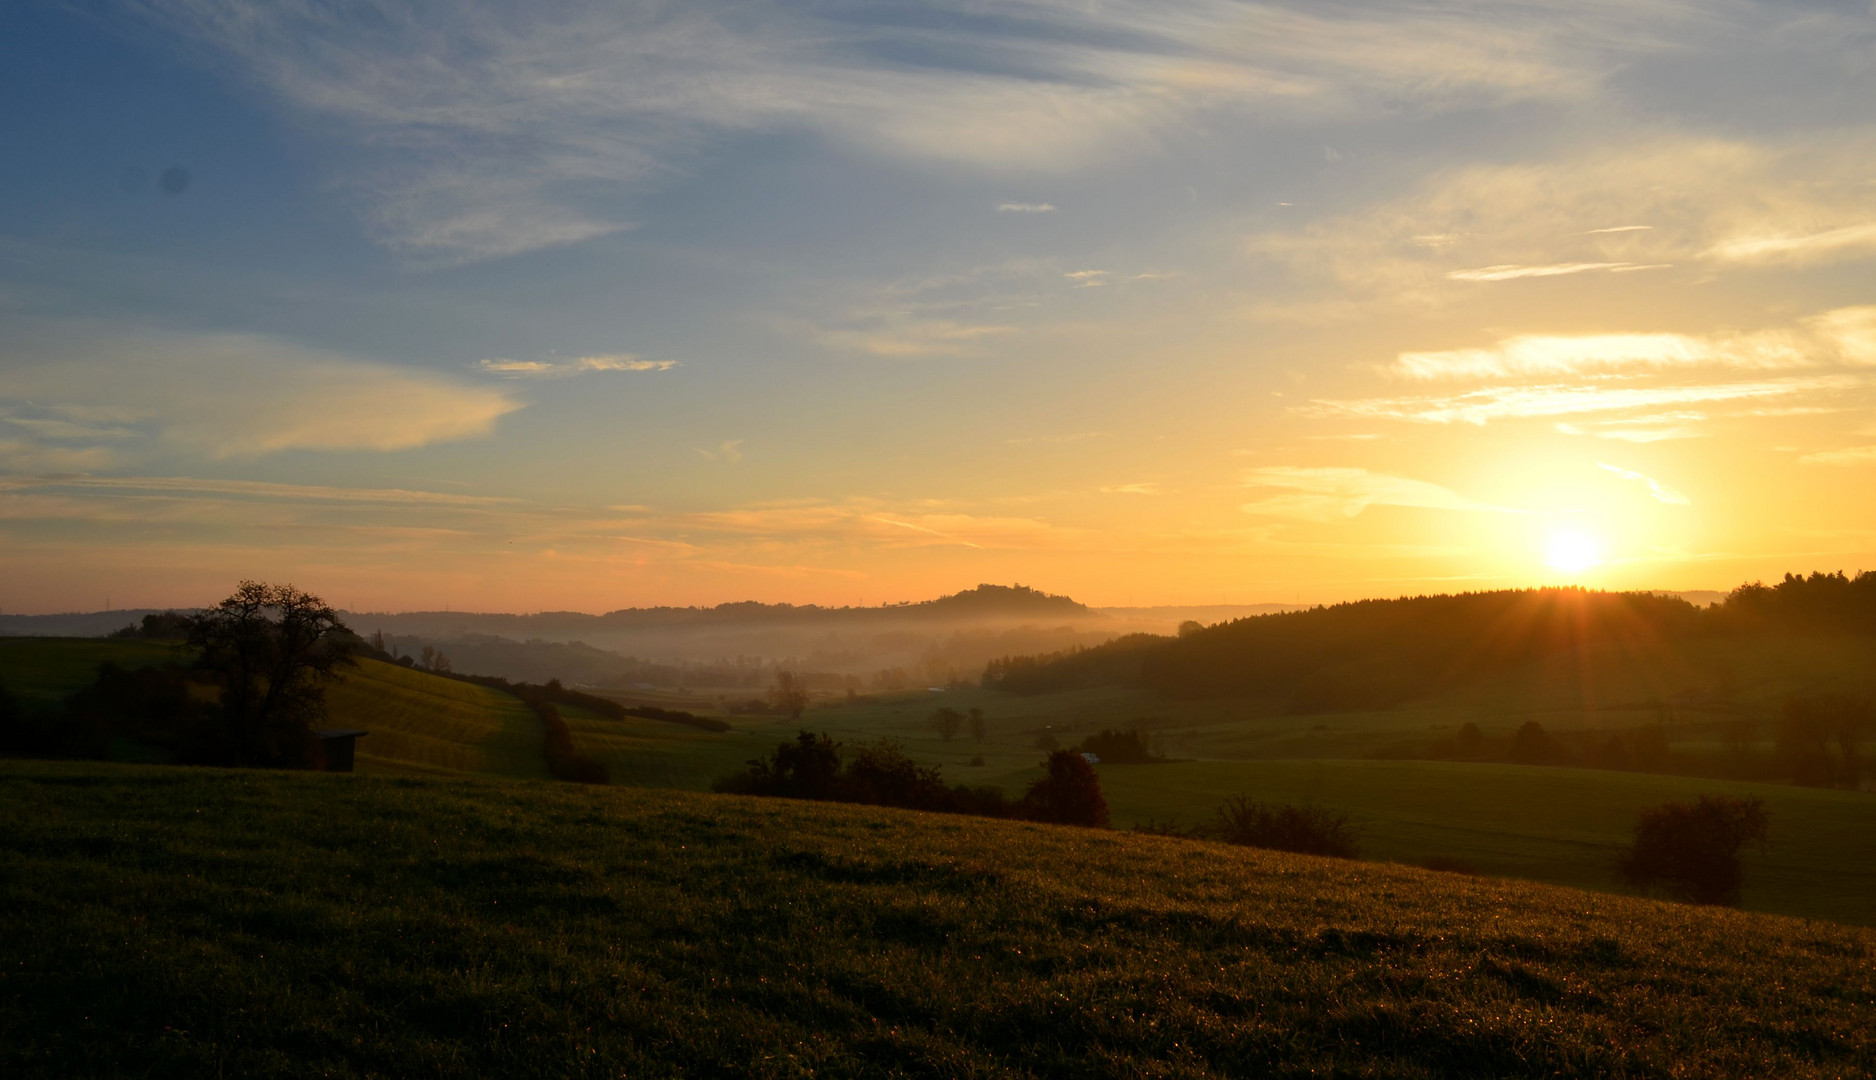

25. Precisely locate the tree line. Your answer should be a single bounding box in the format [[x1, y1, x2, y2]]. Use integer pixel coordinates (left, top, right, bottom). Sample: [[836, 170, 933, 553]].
[[984, 573, 1876, 709], [714, 732, 1111, 827]]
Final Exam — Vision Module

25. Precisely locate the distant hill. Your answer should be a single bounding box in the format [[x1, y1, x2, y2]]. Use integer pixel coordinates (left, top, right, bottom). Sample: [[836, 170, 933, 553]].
[[0, 610, 179, 638], [357, 582, 1094, 638], [985, 572, 1876, 709]]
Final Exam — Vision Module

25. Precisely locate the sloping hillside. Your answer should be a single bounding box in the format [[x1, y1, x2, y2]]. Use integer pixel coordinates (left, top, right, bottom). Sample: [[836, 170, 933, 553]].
[[0, 637, 185, 702], [0, 640, 552, 780], [325, 657, 548, 779], [2, 761, 1870, 1079]]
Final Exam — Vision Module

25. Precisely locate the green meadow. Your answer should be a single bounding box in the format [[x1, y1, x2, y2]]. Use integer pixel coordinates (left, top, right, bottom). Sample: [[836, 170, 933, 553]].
[[326, 657, 549, 779], [0, 637, 186, 703], [1093, 760, 1876, 926], [3, 760, 1871, 1079], [7, 637, 1875, 926]]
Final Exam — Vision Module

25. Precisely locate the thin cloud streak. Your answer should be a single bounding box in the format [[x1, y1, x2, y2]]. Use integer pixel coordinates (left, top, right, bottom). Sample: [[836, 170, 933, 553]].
[[1242, 466, 1518, 521], [1308, 375, 1867, 426], [1445, 261, 1661, 281], [114, 0, 1698, 260], [1598, 462, 1691, 505], [476, 354, 678, 378], [0, 330, 520, 460], [1386, 309, 1876, 381]]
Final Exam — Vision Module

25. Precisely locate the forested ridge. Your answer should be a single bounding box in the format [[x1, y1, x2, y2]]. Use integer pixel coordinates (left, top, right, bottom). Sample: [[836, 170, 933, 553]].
[[984, 572, 1876, 708]]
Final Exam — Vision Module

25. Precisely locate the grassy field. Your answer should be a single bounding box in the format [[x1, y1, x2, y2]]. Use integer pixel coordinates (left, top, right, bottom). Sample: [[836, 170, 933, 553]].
[[8, 638, 1872, 927], [0, 637, 187, 702], [558, 703, 774, 788], [1087, 759, 1876, 926], [813, 633, 1876, 765], [2, 760, 1871, 1079], [327, 658, 549, 779]]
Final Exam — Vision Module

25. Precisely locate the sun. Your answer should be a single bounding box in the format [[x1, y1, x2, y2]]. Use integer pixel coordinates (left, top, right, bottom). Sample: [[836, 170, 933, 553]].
[[1545, 530, 1603, 575]]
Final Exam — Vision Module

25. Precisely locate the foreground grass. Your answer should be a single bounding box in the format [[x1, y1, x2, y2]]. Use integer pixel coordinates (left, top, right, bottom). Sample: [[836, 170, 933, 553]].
[[3, 761, 1872, 1078]]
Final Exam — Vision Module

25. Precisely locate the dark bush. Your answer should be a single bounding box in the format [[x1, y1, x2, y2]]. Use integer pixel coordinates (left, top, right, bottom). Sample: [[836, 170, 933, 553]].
[[1208, 798, 1359, 858], [0, 679, 86, 758], [1616, 795, 1769, 906], [72, 662, 208, 760], [715, 730, 842, 799], [1507, 721, 1557, 765], [535, 700, 607, 784], [843, 742, 954, 811], [1776, 694, 1867, 788], [1075, 727, 1159, 764], [715, 732, 1104, 825], [1020, 750, 1110, 827]]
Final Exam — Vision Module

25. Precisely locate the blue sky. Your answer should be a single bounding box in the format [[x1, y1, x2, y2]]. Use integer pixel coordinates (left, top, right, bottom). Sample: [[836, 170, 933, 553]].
[[4, 1, 1876, 612]]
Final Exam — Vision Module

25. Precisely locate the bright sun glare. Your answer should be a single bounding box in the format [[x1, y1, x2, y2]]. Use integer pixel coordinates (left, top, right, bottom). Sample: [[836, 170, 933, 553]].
[[1545, 530, 1603, 575]]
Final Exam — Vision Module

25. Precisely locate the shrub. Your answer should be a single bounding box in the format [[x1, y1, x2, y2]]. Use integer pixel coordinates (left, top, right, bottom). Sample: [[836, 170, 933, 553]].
[[928, 707, 963, 741], [1616, 795, 1769, 906], [716, 733, 1107, 827], [1776, 694, 1867, 788], [1075, 727, 1158, 764], [535, 700, 607, 785], [1020, 750, 1110, 827], [716, 730, 842, 799], [843, 742, 953, 811], [1507, 721, 1556, 765], [1208, 798, 1359, 858], [0, 680, 79, 758]]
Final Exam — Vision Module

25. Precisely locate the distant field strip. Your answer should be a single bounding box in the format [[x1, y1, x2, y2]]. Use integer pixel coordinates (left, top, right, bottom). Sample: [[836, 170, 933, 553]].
[[560, 705, 771, 788], [0, 637, 186, 702], [327, 659, 548, 779], [1094, 758, 1876, 926]]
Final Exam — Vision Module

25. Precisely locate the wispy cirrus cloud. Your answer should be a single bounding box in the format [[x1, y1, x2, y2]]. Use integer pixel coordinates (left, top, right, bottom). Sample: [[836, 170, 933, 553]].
[[114, 0, 1694, 261], [475, 354, 678, 378], [1598, 462, 1690, 505], [1445, 261, 1668, 281], [1706, 222, 1876, 265], [0, 330, 519, 462], [0, 474, 520, 509], [816, 317, 1018, 358], [1306, 374, 1865, 427], [997, 202, 1056, 213], [1241, 466, 1516, 521], [1556, 412, 1707, 442], [1799, 446, 1876, 467], [694, 440, 744, 465], [647, 498, 1072, 551], [1385, 308, 1876, 381], [1251, 136, 1876, 306]]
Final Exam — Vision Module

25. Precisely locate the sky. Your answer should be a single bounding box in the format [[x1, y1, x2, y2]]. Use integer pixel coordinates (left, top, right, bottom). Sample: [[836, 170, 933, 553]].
[[3, 0, 1876, 613]]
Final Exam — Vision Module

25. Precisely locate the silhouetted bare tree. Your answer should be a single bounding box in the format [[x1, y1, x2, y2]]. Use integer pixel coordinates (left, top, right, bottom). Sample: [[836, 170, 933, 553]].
[[768, 671, 810, 721], [187, 581, 353, 767]]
